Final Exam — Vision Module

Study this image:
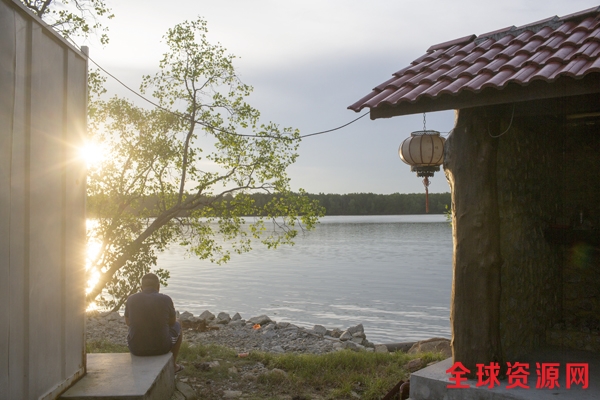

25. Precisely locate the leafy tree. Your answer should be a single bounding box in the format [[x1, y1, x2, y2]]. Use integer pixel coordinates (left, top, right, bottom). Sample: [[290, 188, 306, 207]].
[[21, 0, 113, 44], [86, 18, 323, 310]]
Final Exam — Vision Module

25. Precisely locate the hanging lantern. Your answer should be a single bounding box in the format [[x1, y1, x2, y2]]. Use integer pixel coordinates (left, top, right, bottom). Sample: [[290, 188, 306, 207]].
[[398, 130, 445, 213]]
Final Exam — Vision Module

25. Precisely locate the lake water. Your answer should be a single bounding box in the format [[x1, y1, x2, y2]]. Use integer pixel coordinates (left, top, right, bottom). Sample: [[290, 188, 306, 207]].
[[157, 214, 453, 344]]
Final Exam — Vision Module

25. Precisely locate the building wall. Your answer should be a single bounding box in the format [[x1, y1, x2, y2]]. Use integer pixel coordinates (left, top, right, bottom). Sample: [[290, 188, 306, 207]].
[[0, 0, 87, 398], [551, 121, 600, 348], [496, 115, 563, 360]]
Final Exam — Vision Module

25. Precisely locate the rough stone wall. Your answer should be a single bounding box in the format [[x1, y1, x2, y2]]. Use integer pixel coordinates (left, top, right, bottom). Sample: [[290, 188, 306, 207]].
[[561, 127, 600, 332], [496, 116, 563, 360], [562, 127, 600, 222]]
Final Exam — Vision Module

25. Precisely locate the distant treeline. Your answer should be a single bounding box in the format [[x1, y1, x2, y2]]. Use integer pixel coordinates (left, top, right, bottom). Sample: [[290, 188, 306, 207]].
[[87, 192, 451, 217], [307, 192, 450, 215], [247, 192, 451, 215]]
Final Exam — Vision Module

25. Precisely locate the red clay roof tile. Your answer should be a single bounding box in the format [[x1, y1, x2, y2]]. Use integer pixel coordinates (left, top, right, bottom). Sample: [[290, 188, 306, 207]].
[[577, 41, 600, 58], [589, 57, 600, 70], [505, 53, 530, 69], [349, 7, 600, 114], [528, 48, 553, 64]]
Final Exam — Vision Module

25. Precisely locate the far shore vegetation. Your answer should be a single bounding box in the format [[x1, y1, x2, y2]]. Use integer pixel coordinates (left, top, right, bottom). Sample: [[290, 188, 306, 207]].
[[87, 192, 451, 218]]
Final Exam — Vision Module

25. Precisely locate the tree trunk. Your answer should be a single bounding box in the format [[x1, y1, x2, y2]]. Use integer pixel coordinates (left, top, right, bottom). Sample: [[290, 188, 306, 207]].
[[444, 107, 503, 376]]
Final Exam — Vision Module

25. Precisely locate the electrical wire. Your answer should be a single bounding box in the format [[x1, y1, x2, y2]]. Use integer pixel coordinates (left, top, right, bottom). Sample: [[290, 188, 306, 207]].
[[489, 104, 515, 138], [79, 43, 369, 141], [299, 112, 369, 138]]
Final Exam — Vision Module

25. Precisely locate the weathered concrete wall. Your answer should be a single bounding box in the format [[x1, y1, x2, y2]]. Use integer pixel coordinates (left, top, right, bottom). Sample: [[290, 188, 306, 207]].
[[560, 125, 600, 333], [0, 0, 87, 398], [562, 126, 600, 223], [496, 115, 562, 360]]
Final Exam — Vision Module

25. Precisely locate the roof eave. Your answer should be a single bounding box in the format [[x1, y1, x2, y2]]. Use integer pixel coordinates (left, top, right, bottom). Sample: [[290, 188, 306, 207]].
[[368, 73, 600, 119]]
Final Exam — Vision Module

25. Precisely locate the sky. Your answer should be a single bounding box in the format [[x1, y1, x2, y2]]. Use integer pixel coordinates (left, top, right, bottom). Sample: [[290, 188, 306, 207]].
[[81, 0, 600, 195]]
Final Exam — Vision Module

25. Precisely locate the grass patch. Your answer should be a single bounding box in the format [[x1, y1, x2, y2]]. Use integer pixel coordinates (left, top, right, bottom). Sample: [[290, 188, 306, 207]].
[[86, 339, 129, 353], [176, 341, 446, 399]]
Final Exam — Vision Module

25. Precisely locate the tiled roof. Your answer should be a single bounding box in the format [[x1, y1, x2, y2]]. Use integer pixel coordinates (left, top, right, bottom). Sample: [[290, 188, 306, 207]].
[[349, 6, 600, 117]]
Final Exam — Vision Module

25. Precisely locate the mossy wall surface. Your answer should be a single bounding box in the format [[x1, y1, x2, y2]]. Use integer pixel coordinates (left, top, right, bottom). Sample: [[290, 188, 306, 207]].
[[495, 116, 563, 360]]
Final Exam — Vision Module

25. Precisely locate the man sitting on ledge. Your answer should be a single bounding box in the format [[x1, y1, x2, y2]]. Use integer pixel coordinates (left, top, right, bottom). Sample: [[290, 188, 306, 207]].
[[124, 273, 184, 373]]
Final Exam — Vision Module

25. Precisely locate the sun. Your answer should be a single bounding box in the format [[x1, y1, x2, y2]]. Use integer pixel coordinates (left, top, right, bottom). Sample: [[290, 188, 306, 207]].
[[79, 140, 107, 168]]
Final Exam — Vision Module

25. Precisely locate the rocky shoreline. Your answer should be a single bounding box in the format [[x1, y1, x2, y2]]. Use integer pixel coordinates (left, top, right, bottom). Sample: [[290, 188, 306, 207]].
[[86, 309, 451, 358], [87, 309, 376, 355]]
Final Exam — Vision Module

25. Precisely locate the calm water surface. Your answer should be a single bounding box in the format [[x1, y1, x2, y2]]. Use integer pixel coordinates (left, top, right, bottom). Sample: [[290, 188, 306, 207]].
[[159, 215, 453, 343]]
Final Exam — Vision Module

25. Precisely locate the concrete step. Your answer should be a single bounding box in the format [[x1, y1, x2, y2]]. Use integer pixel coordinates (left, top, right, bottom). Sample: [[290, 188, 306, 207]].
[[60, 353, 175, 400], [410, 351, 599, 400]]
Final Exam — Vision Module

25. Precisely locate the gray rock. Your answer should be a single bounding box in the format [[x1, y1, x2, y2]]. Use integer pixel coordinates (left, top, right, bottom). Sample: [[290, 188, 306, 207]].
[[282, 324, 298, 331], [216, 312, 231, 324], [179, 311, 194, 321], [330, 328, 343, 338], [352, 331, 366, 339], [351, 337, 365, 344], [276, 321, 290, 329], [262, 330, 277, 339], [175, 381, 197, 400], [198, 310, 215, 321], [194, 360, 220, 370], [408, 338, 451, 358], [170, 390, 186, 400], [374, 344, 388, 353], [271, 345, 285, 353], [347, 323, 364, 335], [232, 312, 242, 321], [339, 331, 353, 341], [248, 315, 272, 325], [405, 358, 425, 372], [229, 319, 245, 327], [262, 323, 276, 331], [344, 341, 365, 351], [223, 390, 243, 398], [313, 325, 327, 336], [284, 330, 298, 339]]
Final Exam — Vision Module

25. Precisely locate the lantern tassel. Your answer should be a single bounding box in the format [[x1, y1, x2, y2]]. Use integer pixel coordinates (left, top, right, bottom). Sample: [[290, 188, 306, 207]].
[[423, 177, 430, 214]]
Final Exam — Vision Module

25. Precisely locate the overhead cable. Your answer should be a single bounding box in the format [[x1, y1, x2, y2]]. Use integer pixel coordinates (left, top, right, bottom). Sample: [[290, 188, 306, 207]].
[[78, 42, 369, 140]]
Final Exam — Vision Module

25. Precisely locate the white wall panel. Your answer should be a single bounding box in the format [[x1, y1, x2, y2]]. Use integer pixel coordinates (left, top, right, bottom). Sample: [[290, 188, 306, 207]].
[[0, 3, 16, 399], [29, 26, 66, 395], [0, 0, 87, 398]]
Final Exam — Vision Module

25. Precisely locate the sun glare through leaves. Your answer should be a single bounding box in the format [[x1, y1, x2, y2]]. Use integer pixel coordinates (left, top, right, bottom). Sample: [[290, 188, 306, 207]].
[[79, 140, 107, 169]]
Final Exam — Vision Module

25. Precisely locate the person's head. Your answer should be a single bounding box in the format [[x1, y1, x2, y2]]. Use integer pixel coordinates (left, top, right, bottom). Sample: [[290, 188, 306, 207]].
[[141, 273, 160, 291]]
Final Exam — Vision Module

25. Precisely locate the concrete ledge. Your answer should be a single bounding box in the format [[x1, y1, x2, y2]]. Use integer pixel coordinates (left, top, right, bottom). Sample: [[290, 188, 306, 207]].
[[60, 353, 175, 400], [409, 350, 599, 400]]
